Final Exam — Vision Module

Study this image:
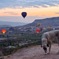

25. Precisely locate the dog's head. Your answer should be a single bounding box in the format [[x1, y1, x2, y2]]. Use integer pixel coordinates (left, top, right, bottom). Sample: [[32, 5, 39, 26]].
[[42, 45, 47, 53], [42, 38, 47, 53]]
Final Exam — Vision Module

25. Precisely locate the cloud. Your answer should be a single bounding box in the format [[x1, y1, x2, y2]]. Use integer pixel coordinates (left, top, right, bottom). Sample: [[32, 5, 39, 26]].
[[4, 12, 18, 15], [55, 12, 59, 14], [0, 0, 59, 8]]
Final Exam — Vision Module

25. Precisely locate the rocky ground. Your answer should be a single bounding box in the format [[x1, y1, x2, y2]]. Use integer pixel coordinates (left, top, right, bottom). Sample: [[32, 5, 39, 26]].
[[4, 44, 59, 59]]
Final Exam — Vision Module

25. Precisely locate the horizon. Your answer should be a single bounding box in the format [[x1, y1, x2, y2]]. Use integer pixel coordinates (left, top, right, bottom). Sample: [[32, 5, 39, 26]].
[[0, 16, 59, 23], [0, 16, 59, 27]]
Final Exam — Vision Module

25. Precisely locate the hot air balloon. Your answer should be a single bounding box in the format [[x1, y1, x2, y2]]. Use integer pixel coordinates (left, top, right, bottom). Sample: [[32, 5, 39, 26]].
[[36, 28, 40, 33], [21, 12, 27, 18], [1, 29, 6, 34]]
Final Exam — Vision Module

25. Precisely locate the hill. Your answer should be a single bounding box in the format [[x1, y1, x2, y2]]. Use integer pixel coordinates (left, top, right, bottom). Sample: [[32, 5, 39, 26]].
[[23, 17, 59, 28]]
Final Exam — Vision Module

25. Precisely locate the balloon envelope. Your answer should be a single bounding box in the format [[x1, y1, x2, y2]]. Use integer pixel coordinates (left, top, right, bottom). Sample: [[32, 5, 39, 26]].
[[1, 29, 6, 34], [36, 28, 40, 33], [21, 12, 27, 18]]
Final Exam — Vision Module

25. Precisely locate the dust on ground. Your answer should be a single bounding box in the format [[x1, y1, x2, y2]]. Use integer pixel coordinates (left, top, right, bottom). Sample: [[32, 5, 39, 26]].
[[4, 44, 59, 59]]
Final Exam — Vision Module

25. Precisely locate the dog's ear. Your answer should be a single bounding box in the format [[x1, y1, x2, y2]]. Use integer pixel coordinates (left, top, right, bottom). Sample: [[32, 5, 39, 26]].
[[43, 46, 47, 53], [47, 44, 49, 47]]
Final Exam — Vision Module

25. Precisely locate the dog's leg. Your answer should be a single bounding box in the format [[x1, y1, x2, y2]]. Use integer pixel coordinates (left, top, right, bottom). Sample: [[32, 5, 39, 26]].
[[57, 44, 59, 54], [49, 44, 51, 54], [48, 43, 51, 54], [56, 38, 59, 54]]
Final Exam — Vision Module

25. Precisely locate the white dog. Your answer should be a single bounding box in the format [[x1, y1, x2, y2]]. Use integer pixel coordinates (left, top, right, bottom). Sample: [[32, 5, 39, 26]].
[[41, 30, 59, 54]]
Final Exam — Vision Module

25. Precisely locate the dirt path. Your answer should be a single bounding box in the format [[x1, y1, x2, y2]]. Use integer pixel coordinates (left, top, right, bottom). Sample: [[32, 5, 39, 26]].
[[4, 44, 59, 59]]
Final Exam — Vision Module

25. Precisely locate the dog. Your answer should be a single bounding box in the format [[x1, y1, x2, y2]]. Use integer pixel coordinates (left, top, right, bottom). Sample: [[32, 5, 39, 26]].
[[41, 30, 59, 54]]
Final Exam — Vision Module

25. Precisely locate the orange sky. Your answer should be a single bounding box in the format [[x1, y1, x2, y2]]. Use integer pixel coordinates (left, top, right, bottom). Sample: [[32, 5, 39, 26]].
[[0, 6, 59, 17]]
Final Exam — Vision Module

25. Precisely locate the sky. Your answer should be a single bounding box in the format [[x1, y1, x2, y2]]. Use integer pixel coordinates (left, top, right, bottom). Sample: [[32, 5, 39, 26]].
[[0, 0, 59, 23]]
